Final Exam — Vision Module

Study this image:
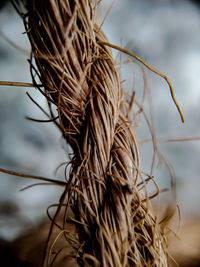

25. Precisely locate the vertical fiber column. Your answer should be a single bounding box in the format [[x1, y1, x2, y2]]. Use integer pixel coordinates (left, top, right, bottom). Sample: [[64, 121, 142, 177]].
[[15, 0, 168, 266]]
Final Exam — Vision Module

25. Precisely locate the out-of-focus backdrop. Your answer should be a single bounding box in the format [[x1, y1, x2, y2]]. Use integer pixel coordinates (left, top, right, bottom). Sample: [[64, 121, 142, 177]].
[[0, 0, 200, 260]]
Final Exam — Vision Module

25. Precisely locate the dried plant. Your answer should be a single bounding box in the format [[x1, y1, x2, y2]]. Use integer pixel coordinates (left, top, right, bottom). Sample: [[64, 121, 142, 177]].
[[0, 0, 185, 266]]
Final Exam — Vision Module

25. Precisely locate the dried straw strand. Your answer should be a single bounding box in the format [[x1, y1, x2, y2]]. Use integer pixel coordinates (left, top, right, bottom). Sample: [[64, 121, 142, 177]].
[[11, 0, 169, 266]]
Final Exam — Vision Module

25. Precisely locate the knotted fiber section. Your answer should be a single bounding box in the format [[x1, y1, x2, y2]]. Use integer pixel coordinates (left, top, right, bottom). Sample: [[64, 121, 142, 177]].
[[15, 0, 168, 266]]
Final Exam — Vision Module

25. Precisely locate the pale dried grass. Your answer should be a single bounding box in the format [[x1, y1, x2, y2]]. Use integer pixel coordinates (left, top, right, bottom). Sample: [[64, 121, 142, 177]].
[[1, 0, 184, 266]]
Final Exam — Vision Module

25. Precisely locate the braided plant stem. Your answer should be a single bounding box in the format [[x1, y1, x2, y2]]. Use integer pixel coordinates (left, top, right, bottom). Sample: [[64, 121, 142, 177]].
[[13, 0, 168, 266]]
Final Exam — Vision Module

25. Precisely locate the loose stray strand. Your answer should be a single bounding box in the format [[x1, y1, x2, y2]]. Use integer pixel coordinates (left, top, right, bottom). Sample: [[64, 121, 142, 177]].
[[98, 41, 185, 123], [0, 168, 67, 186], [0, 81, 38, 87], [140, 136, 200, 144]]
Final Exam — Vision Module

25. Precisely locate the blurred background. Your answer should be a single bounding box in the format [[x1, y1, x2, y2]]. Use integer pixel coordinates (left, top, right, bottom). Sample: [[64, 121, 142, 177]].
[[0, 0, 200, 265]]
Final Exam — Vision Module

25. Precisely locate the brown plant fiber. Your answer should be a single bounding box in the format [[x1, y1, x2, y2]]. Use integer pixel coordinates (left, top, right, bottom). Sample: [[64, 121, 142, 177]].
[[12, 0, 168, 266]]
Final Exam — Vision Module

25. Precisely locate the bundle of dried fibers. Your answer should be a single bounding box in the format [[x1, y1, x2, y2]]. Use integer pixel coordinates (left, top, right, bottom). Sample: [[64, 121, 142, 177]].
[[10, 0, 174, 266]]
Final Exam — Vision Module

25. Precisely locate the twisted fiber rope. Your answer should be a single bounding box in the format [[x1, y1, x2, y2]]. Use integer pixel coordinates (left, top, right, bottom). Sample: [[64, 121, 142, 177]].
[[15, 0, 167, 266]]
